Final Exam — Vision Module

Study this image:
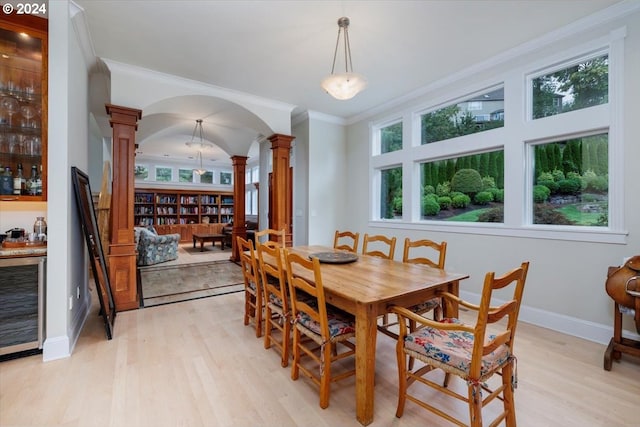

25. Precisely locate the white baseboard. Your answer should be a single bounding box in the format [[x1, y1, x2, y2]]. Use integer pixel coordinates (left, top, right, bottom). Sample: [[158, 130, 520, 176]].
[[459, 290, 640, 346], [42, 336, 70, 361]]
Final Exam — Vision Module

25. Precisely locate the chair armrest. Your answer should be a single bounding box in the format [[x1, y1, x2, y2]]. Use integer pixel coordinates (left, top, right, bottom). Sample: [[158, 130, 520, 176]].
[[389, 305, 474, 334], [438, 291, 482, 312]]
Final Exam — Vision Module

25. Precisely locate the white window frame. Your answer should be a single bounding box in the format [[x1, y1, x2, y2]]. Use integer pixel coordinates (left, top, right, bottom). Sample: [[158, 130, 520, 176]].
[[368, 27, 626, 244]]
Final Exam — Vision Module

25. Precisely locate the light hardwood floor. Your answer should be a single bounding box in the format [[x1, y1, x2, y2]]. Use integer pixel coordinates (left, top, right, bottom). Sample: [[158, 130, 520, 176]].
[[1, 290, 638, 427]]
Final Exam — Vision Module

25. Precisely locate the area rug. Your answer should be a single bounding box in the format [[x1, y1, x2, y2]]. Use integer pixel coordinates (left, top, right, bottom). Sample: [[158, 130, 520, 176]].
[[139, 260, 244, 307]]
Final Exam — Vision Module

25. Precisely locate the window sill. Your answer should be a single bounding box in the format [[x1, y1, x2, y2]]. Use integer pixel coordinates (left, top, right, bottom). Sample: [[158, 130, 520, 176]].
[[369, 220, 627, 244]]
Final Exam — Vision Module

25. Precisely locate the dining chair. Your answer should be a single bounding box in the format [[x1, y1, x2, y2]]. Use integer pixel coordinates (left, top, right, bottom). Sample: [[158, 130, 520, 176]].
[[362, 233, 396, 259], [257, 242, 291, 367], [363, 233, 397, 332], [390, 261, 530, 427], [333, 230, 360, 253], [255, 228, 286, 248], [237, 236, 264, 338], [378, 238, 448, 340], [284, 250, 357, 409]]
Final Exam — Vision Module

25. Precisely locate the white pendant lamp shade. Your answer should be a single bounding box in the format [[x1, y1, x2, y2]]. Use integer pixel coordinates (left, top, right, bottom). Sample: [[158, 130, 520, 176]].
[[321, 17, 367, 100], [321, 72, 368, 100]]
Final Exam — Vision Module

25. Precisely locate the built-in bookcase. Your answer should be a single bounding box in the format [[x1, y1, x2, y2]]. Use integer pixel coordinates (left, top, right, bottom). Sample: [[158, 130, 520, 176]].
[[134, 189, 233, 227]]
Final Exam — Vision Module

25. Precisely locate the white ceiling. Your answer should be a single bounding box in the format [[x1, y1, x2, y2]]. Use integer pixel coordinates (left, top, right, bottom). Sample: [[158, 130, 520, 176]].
[[73, 0, 622, 165]]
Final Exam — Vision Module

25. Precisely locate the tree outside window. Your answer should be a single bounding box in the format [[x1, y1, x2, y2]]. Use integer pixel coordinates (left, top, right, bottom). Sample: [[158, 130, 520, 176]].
[[421, 88, 504, 145], [155, 167, 172, 182], [532, 55, 608, 119], [179, 169, 194, 183], [380, 167, 402, 219], [381, 122, 402, 154], [200, 171, 213, 184]]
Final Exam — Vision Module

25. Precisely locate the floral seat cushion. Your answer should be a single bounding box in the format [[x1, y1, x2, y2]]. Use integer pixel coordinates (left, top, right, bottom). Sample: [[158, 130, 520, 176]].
[[404, 318, 511, 379], [407, 298, 440, 314], [295, 307, 355, 341]]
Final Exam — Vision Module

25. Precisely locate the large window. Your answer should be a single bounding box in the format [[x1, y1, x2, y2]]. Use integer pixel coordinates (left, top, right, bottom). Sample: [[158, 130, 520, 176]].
[[380, 167, 402, 219], [370, 31, 623, 243], [532, 134, 608, 226], [420, 150, 504, 222], [155, 167, 172, 182], [532, 54, 608, 119], [381, 122, 402, 154], [421, 88, 504, 145], [179, 169, 194, 183]]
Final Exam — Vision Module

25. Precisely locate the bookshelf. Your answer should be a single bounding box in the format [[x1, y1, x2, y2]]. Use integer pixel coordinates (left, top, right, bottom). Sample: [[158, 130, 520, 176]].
[[134, 189, 234, 228]]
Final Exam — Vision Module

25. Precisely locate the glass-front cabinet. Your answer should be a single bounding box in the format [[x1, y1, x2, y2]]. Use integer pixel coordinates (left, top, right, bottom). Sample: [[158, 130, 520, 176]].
[[0, 15, 47, 201]]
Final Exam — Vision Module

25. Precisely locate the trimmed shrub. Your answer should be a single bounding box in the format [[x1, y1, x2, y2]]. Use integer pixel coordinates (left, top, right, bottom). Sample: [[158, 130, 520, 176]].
[[533, 185, 550, 203], [450, 169, 483, 195], [423, 185, 435, 195], [551, 169, 565, 181], [537, 179, 559, 193], [451, 193, 471, 209], [557, 178, 581, 195], [478, 206, 504, 222], [491, 188, 505, 203], [534, 205, 575, 225], [436, 182, 450, 197], [474, 191, 494, 205], [437, 196, 452, 210], [537, 171, 554, 182], [422, 196, 441, 216], [481, 176, 496, 190]]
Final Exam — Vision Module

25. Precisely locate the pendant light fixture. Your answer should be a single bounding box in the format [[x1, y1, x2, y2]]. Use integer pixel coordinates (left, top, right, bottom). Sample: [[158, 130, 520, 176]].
[[320, 16, 367, 100], [186, 119, 208, 175], [194, 150, 206, 176]]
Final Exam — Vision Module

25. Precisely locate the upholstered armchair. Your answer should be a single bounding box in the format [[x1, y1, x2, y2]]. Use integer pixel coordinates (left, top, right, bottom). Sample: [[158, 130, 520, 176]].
[[134, 227, 181, 266]]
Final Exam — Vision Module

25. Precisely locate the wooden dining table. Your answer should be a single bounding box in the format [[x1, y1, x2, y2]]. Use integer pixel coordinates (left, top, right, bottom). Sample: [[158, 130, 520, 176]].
[[266, 245, 469, 426]]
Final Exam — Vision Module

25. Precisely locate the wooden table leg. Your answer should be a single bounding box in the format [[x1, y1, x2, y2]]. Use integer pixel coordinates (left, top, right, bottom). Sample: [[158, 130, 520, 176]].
[[192, 237, 196, 249], [355, 302, 376, 426], [200, 240, 205, 252]]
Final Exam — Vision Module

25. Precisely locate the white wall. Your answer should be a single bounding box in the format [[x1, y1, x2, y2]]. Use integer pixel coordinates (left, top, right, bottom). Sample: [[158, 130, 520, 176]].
[[342, 9, 640, 344], [43, 0, 92, 361], [306, 114, 347, 246]]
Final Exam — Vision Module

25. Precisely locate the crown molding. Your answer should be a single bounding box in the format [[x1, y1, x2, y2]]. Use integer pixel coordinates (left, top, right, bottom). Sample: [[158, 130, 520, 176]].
[[346, 0, 640, 125]]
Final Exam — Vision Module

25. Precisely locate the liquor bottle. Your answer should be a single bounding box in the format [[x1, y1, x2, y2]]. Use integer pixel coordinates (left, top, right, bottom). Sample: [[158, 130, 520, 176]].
[[13, 163, 23, 195], [0, 166, 12, 195], [28, 165, 37, 195], [35, 164, 42, 196]]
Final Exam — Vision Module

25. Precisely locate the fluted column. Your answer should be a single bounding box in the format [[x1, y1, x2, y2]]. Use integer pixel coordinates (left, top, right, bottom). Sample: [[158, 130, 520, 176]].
[[230, 155, 248, 261], [268, 134, 294, 246], [106, 104, 142, 311]]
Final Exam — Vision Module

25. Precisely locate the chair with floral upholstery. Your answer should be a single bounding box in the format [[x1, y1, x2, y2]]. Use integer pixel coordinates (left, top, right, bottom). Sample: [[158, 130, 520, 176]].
[[134, 226, 181, 266], [284, 249, 356, 409], [378, 238, 448, 340], [390, 261, 529, 427], [257, 242, 291, 367], [238, 235, 264, 338]]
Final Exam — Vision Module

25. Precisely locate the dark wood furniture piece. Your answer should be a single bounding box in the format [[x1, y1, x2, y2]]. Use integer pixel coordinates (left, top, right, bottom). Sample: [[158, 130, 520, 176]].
[[0, 14, 48, 201], [604, 265, 640, 370], [134, 188, 234, 229], [260, 245, 469, 426], [192, 233, 225, 251]]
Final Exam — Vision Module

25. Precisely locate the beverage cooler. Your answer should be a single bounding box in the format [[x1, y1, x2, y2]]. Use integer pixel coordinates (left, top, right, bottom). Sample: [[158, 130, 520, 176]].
[[0, 256, 45, 357]]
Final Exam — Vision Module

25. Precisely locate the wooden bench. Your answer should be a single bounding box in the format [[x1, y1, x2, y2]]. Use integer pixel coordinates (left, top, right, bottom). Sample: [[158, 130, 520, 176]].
[[192, 233, 225, 252]]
